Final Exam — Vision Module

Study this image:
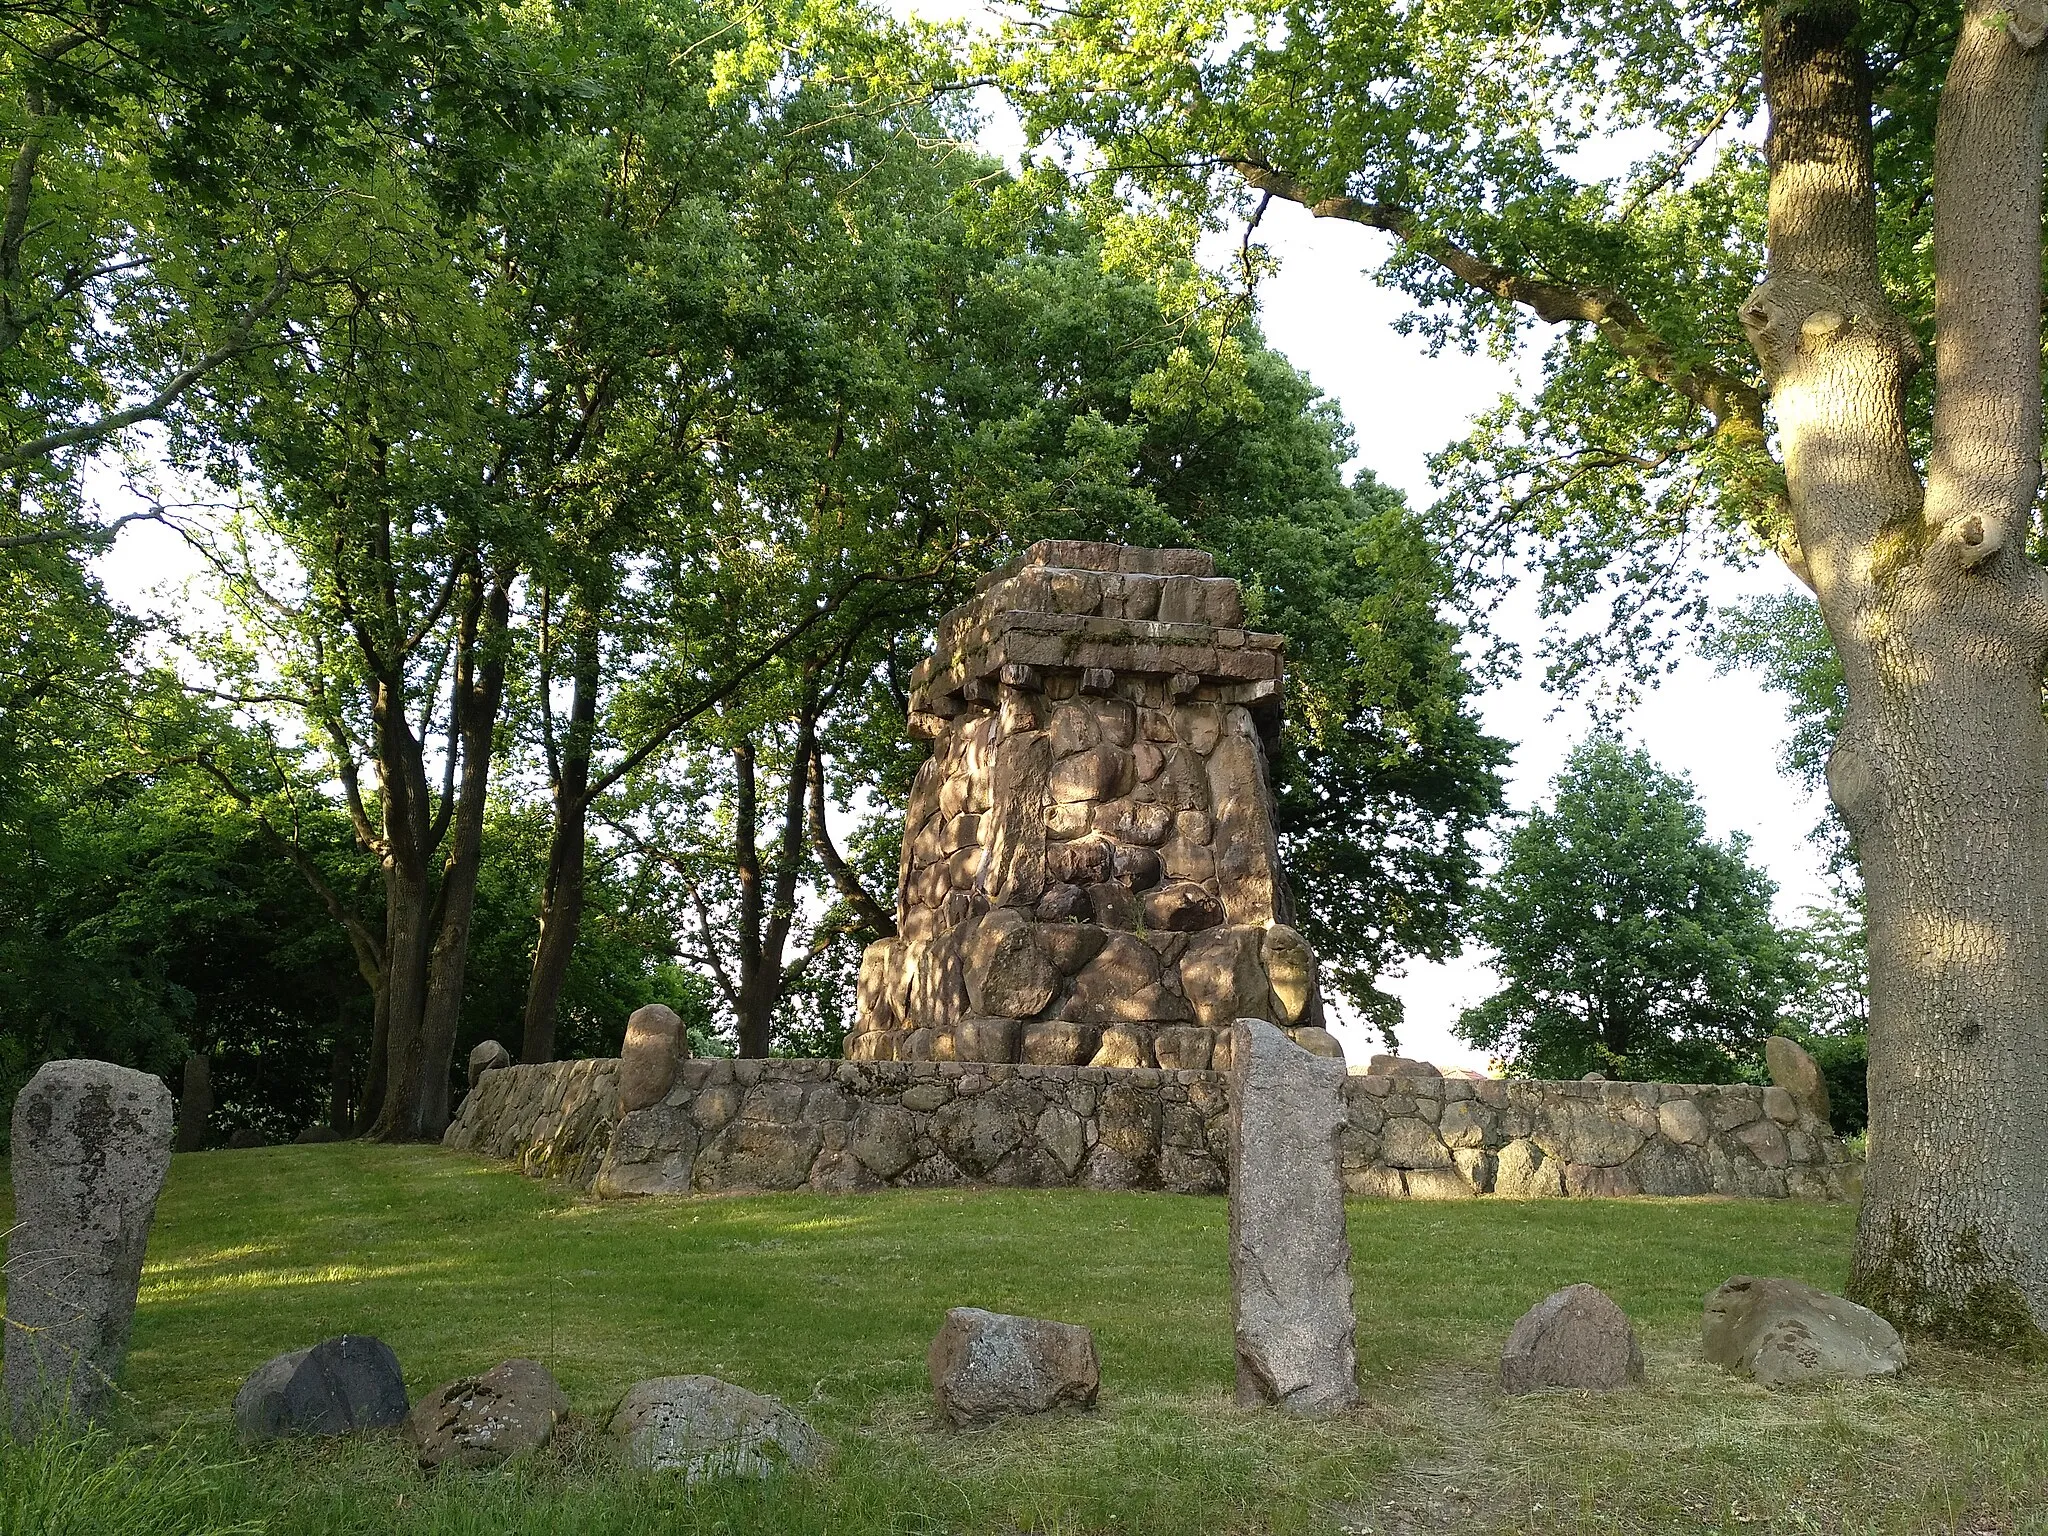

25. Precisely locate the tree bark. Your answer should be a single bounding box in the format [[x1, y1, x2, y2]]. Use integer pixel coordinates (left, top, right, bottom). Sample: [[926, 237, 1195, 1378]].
[[1745, 0, 2048, 1345], [412, 571, 513, 1137], [520, 593, 602, 1064], [728, 684, 820, 1057]]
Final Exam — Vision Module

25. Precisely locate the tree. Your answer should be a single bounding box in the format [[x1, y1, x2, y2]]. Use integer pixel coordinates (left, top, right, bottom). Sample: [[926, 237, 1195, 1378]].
[[1455, 736, 1800, 1082], [0, 0, 507, 546], [999, 0, 2048, 1346]]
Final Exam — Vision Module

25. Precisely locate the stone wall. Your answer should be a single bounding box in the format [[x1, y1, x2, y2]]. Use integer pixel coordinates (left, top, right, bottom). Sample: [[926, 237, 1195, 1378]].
[[446, 1058, 1850, 1202]]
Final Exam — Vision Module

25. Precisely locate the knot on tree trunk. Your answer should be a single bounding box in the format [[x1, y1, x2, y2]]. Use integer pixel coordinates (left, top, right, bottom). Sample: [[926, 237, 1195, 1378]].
[[1740, 276, 1917, 384], [2004, 0, 2048, 52], [1825, 724, 1889, 842]]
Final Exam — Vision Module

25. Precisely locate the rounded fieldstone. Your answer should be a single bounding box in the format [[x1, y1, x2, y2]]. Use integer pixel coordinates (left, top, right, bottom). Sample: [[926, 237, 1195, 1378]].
[[407, 1359, 569, 1470], [234, 1335, 409, 1444], [609, 1375, 828, 1481]]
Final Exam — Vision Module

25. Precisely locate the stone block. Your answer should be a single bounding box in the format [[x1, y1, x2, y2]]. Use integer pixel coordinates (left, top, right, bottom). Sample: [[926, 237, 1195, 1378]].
[[1152, 1026, 1214, 1072], [1229, 1019, 1357, 1413], [963, 909, 1058, 1019], [851, 1106, 918, 1178], [1261, 925, 1315, 1024], [1020, 1020, 1096, 1066], [1144, 882, 1225, 931], [1494, 1137, 1564, 1198], [954, 1017, 1021, 1064], [1657, 1097, 1709, 1145], [928, 1308, 1100, 1427], [1179, 926, 1272, 1030]]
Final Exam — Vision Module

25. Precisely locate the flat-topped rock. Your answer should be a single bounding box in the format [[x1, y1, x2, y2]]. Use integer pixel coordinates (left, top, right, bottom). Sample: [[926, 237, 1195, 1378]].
[[1703, 1276, 1904, 1387], [609, 1375, 828, 1480]]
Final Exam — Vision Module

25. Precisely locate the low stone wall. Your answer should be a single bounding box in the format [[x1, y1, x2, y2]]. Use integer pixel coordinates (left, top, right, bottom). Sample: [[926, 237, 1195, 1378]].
[[446, 1058, 1850, 1201]]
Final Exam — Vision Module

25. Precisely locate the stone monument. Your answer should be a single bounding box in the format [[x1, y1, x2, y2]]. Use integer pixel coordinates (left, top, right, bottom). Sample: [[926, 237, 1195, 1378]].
[[6, 1059, 176, 1433], [848, 540, 1331, 1070], [1228, 1018, 1357, 1412]]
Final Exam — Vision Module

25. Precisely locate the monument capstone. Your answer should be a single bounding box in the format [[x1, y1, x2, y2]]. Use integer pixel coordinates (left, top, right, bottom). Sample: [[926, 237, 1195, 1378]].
[[848, 540, 1332, 1070]]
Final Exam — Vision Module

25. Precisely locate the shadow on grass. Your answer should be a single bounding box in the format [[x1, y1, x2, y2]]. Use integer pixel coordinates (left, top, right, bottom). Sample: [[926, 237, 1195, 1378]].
[[3, 1143, 2042, 1533]]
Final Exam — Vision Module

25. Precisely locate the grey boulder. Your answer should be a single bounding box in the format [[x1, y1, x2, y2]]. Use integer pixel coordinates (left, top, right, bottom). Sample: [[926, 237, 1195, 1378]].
[[608, 1374, 828, 1481], [467, 1039, 513, 1091], [1703, 1276, 1904, 1387], [927, 1308, 1100, 1427], [1500, 1284, 1644, 1393], [407, 1358, 569, 1469], [5, 1059, 175, 1433], [233, 1334, 409, 1443]]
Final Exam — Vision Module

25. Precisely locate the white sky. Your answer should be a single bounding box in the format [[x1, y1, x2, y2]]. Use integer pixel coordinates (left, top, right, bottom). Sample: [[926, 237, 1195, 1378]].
[[1239, 200, 1829, 1069], [93, 18, 1834, 1072]]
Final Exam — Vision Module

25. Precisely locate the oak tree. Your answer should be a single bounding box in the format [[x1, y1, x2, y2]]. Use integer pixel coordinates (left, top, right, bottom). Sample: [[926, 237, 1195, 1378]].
[[1001, 0, 2048, 1346]]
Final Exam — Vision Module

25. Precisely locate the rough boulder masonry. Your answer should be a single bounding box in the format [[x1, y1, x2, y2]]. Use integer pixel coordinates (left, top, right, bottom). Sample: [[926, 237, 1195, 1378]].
[[449, 1054, 1853, 1200], [847, 540, 1338, 1071]]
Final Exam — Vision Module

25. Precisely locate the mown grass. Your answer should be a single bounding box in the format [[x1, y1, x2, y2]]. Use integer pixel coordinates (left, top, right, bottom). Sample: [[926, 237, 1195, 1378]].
[[3, 1143, 2044, 1534]]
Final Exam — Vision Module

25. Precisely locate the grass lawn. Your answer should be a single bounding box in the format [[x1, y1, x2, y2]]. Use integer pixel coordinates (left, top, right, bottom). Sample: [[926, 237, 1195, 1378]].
[[4, 1142, 2045, 1535]]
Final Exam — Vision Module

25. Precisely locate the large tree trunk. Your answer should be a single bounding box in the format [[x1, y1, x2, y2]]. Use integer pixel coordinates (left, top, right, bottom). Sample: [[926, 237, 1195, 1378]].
[[410, 572, 512, 1139], [521, 597, 601, 1064], [729, 687, 819, 1057], [1746, 0, 2048, 1344]]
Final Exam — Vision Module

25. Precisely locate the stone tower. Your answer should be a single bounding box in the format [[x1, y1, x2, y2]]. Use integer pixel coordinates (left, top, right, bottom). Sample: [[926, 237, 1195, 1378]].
[[847, 540, 1338, 1070]]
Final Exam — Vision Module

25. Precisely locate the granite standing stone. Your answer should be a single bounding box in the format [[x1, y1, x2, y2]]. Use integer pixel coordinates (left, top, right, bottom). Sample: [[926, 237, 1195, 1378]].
[[1499, 1284, 1645, 1393], [233, 1334, 409, 1442], [1229, 1018, 1357, 1412], [609, 1374, 828, 1480], [1703, 1275, 1904, 1387], [927, 1307, 1100, 1427], [618, 1005, 684, 1112], [1764, 1036, 1831, 1123], [5, 1060, 175, 1433]]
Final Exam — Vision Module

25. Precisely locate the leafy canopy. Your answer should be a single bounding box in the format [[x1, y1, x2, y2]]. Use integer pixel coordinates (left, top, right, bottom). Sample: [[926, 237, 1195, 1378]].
[[1456, 735, 1802, 1081]]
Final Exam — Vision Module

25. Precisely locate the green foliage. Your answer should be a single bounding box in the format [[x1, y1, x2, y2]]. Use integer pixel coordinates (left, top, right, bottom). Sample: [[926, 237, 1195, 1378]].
[[985, 0, 1960, 683], [1457, 735, 1802, 1081]]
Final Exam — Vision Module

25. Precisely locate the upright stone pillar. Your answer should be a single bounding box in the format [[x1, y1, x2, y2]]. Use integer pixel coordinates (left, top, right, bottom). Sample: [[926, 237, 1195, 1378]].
[[6, 1060, 175, 1433], [1229, 1018, 1357, 1412], [847, 540, 1335, 1068]]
